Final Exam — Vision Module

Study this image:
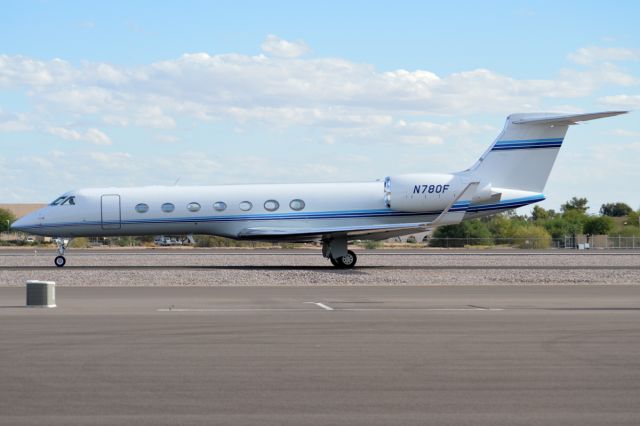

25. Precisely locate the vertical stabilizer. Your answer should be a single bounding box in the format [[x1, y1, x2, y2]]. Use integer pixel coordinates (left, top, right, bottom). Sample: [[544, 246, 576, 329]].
[[464, 111, 627, 193]]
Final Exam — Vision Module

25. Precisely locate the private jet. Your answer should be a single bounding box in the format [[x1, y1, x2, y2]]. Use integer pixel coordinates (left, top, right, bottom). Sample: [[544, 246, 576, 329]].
[[11, 111, 627, 268]]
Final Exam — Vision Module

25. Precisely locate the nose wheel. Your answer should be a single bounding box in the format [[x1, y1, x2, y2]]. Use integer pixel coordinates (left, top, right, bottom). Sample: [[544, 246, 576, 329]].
[[54, 238, 70, 267]]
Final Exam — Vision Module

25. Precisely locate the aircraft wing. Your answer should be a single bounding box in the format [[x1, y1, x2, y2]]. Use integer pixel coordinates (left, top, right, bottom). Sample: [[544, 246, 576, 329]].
[[237, 222, 429, 240]]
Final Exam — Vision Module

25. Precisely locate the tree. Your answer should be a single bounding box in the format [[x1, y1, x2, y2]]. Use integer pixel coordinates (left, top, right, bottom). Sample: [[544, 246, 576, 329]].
[[600, 202, 633, 217], [560, 197, 589, 214], [0, 208, 16, 232], [541, 209, 587, 240], [583, 216, 614, 235], [486, 214, 513, 240], [561, 209, 588, 236], [543, 216, 572, 240], [531, 205, 556, 221]]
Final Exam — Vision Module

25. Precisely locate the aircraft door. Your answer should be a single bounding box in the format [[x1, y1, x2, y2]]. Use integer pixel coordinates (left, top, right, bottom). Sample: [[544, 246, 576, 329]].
[[101, 194, 121, 230]]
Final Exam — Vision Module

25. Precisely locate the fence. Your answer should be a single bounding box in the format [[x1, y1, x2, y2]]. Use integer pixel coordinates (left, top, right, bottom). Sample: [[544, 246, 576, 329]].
[[424, 236, 640, 249]]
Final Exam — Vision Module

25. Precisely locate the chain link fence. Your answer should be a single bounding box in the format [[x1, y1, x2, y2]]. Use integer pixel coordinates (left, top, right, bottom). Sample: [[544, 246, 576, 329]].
[[424, 236, 640, 249]]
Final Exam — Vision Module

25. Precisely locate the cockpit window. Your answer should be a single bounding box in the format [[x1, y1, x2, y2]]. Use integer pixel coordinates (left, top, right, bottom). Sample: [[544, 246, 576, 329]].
[[61, 196, 76, 206], [50, 196, 67, 206], [51, 196, 76, 206]]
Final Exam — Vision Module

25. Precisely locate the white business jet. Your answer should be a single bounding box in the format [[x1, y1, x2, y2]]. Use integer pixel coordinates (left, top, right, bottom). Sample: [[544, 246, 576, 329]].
[[11, 111, 627, 268]]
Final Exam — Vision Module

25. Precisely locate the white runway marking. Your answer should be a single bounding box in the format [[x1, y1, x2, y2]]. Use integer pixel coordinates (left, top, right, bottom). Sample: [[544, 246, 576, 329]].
[[158, 306, 503, 312], [339, 308, 504, 311], [305, 302, 334, 311], [157, 308, 313, 312]]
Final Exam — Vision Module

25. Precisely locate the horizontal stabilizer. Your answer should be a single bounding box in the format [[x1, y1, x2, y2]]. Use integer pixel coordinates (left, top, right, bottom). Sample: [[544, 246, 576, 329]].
[[512, 111, 627, 126]]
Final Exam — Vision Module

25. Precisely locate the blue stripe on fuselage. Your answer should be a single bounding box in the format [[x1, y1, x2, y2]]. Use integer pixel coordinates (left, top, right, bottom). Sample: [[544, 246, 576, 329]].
[[21, 195, 545, 230]]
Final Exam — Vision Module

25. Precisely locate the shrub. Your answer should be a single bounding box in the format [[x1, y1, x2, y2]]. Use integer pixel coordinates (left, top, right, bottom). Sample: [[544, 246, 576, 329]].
[[429, 220, 493, 247], [362, 240, 383, 249], [609, 227, 640, 238], [509, 225, 551, 249], [68, 237, 90, 248]]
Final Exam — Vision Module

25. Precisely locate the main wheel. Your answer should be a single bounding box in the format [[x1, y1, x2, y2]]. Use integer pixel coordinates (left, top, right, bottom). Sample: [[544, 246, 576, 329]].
[[329, 257, 339, 267], [54, 255, 66, 268], [333, 250, 357, 269]]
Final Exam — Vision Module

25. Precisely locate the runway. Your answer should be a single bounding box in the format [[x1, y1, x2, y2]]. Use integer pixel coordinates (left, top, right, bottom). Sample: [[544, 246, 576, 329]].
[[1, 285, 640, 425]]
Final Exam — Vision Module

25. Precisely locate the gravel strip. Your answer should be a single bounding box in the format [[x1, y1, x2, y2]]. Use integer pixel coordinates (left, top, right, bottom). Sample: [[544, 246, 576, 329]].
[[1, 252, 639, 287]]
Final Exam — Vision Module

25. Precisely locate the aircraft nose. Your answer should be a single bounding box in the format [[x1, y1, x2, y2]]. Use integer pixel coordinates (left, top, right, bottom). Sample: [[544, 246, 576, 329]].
[[10, 213, 38, 232]]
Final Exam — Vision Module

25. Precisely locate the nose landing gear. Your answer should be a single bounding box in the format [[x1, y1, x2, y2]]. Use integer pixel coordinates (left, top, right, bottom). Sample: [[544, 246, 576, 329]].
[[54, 255, 66, 267], [54, 238, 69, 268]]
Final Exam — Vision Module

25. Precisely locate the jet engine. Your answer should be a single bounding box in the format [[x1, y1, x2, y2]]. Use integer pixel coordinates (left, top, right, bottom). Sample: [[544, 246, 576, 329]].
[[383, 173, 462, 212]]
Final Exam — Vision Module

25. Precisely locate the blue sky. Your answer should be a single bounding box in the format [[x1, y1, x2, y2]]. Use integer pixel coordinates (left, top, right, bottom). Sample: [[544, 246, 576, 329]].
[[1, 0, 639, 213]]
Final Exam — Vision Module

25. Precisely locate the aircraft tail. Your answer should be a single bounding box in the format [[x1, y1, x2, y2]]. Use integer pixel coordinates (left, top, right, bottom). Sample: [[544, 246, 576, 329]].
[[463, 111, 627, 193]]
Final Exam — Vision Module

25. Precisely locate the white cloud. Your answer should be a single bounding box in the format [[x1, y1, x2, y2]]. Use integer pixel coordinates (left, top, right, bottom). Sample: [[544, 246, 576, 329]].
[[261, 34, 310, 58], [47, 126, 112, 145], [0, 109, 30, 131], [84, 128, 112, 145], [1, 43, 636, 139], [599, 94, 640, 109], [156, 134, 180, 143], [568, 47, 640, 65], [89, 152, 133, 169], [0, 40, 637, 170], [611, 128, 640, 138]]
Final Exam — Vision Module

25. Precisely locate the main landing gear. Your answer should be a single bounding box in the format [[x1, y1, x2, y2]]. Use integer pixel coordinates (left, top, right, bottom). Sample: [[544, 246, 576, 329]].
[[54, 238, 69, 268], [323, 237, 358, 269], [329, 250, 358, 269]]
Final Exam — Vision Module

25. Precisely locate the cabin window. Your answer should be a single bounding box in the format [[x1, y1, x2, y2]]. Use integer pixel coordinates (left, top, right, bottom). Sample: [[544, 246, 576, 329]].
[[161, 203, 175, 213], [135, 203, 149, 213], [264, 200, 279, 212], [187, 202, 201, 212], [213, 201, 227, 212], [239, 201, 253, 211], [289, 199, 305, 211], [50, 196, 67, 206]]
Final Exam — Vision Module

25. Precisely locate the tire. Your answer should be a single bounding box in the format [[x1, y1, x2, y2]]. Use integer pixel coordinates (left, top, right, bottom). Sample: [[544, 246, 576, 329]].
[[330, 257, 339, 267], [54, 255, 66, 268], [333, 250, 357, 269]]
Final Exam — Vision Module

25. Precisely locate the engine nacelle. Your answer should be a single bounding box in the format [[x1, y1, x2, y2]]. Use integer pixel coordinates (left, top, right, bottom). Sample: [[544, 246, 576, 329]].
[[384, 173, 464, 212]]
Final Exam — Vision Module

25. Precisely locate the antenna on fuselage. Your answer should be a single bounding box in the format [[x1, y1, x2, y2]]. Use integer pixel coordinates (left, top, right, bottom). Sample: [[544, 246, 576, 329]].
[[173, 177, 180, 186]]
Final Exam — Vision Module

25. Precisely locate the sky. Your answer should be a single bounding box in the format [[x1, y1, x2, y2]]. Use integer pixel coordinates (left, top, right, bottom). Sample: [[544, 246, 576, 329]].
[[1, 0, 639, 214]]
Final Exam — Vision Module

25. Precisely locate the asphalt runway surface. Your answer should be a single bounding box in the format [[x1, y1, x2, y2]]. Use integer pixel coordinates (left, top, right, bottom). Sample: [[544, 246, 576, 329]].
[[1, 285, 640, 426]]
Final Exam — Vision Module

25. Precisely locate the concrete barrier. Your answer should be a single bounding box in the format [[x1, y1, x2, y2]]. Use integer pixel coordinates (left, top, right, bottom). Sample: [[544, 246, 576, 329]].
[[26, 281, 56, 308]]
